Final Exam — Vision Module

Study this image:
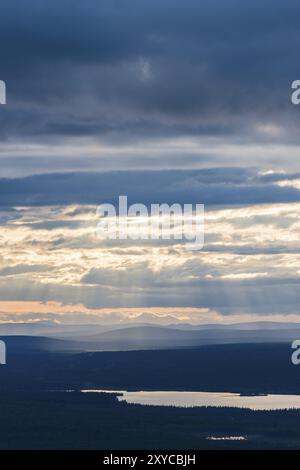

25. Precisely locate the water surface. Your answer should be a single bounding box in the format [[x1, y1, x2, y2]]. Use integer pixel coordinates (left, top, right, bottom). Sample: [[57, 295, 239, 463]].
[[81, 390, 300, 410]]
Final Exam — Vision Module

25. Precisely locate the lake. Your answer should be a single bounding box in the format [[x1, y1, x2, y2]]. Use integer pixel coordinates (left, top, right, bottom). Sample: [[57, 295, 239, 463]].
[[80, 390, 300, 410]]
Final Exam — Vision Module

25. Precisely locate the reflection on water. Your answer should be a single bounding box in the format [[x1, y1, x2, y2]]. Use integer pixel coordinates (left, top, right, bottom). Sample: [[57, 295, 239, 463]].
[[206, 436, 246, 441], [81, 389, 300, 410]]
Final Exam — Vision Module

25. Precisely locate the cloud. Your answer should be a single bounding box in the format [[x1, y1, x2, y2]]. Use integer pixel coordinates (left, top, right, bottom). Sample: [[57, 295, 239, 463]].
[[0, 2, 299, 322], [0, 199, 300, 316], [0, 0, 299, 173], [1, 168, 300, 206], [4, 300, 300, 327]]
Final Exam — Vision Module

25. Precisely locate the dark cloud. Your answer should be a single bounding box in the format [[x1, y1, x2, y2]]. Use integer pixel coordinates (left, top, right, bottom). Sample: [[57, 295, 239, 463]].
[[0, 0, 299, 145], [0, 169, 299, 206]]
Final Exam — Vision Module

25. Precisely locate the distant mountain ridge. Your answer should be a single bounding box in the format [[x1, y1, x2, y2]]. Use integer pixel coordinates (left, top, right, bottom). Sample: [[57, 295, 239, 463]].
[[2, 322, 300, 352]]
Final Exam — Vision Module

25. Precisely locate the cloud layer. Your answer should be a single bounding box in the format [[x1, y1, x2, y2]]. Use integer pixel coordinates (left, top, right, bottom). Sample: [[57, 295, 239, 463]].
[[1, 187, 300, 320], [0, 2, 300, 324], [0, 0, 300, 173]]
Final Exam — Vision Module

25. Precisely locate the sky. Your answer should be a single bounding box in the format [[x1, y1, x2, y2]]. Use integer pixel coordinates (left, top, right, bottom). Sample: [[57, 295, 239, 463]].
[[0, 0, 300, 326]]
